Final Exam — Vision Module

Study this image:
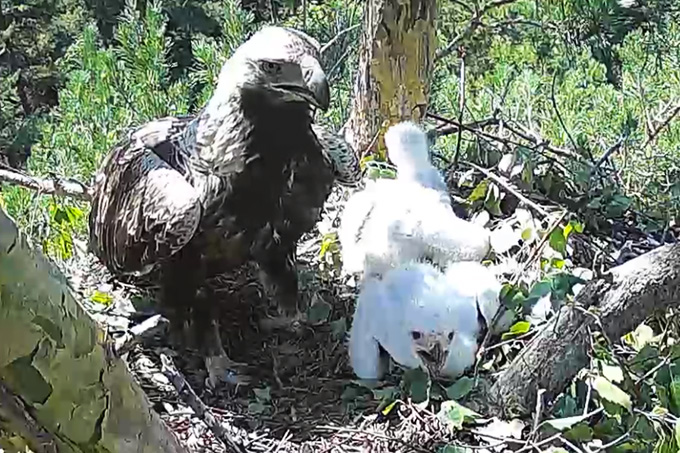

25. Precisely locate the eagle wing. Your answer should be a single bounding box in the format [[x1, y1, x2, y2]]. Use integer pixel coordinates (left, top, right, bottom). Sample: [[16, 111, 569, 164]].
[[311, 124, 362, 187], [89, 116, 202, 277]]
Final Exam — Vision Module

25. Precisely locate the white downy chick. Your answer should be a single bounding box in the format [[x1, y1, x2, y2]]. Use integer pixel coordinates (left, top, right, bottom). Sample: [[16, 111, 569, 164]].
[[339, 122, 491, 279], [348, 260, 502, 380], [440, 261, 505, 377], [383, 121, 448, 193]]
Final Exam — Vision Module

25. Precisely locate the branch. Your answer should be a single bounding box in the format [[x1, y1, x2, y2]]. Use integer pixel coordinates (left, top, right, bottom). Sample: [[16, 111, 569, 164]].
[[462, 161, 551, 218], [435, 0, 522, 61], [642, 101, 680, 149], [320, 24, 361, 55], [0, 168, 91, 201], [481, 242, 680, 418], [159, 354, 246, 453]]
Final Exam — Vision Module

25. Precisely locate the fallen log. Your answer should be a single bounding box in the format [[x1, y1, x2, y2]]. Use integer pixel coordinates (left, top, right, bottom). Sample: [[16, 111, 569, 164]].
[[484, 242, 680, 418], [0, 207, 184, 452]]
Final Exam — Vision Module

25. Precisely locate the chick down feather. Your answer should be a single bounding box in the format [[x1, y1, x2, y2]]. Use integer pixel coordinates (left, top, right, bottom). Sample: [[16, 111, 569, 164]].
[[339, 122, 490, 279], [348, 260, 503, 380]]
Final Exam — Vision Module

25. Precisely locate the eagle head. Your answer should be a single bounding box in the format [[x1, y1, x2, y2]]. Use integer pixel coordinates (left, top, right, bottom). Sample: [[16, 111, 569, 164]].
[[224, 26, 330, 111]]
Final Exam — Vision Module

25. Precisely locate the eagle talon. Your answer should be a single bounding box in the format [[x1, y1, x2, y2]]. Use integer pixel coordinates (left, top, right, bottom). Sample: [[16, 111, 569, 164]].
[[204, 355, 251, 389]]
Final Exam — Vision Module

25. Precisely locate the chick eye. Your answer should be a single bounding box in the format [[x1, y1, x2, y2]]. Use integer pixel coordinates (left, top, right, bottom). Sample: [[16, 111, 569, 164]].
[[411, 331, 421, 340], [447, 332, 454, 341]]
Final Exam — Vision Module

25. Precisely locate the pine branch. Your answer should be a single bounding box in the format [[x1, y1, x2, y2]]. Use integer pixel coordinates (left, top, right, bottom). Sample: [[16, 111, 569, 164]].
[[0, 168, 91, 201]]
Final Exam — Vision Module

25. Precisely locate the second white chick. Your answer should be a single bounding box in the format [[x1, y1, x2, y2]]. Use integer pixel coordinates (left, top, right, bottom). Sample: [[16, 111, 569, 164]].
[[348, 260, 503, 380], [339, 121, 491, 279]]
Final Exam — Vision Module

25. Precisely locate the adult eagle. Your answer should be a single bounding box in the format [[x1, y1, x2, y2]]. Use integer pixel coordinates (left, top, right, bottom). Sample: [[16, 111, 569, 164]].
[[89, 26, 359, 386]]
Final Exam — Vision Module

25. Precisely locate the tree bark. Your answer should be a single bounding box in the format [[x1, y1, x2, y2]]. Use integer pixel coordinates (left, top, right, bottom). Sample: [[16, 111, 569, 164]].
[[480, 243, 680, 418], [0, 207, 185, 453], [344, 0, 437, 156]]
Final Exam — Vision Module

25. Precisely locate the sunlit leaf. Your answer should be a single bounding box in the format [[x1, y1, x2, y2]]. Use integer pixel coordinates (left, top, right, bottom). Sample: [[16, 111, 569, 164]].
[[592, 376, 632, 412], [90, 291, 113, 306], [501, 321, 531, 340]]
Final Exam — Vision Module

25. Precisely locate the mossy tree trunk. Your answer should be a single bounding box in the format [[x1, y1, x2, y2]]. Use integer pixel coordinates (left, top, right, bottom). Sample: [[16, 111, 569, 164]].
[[0, 208, 185, 453], [344, 0, 437, 157]]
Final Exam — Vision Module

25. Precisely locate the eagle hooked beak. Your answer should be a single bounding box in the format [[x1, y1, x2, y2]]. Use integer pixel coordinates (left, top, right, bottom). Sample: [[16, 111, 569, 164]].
[[300, 55, 330, 111]]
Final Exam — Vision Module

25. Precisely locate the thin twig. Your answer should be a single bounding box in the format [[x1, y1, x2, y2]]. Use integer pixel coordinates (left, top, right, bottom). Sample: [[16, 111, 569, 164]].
[[159, 353, 246, 453], [320, 24, 361, 55], [114, 314, 169, 355], [453, 50, 467, 168], [642, 101, 680, 149], [461, 161, 551, 217]]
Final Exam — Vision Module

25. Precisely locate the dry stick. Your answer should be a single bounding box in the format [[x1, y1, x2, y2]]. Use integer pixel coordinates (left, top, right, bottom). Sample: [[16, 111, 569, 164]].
[[114, 314, 170, 356], [452, 51, 466, 168], [320, 24, 361, 55], [461, 161, 551, 218], [0, 168, 91, 201], [159, 354, 246, 453]]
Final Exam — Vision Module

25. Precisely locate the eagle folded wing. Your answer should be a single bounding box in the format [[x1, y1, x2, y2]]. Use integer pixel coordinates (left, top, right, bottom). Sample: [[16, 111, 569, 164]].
[[89, 118, 201, 276]]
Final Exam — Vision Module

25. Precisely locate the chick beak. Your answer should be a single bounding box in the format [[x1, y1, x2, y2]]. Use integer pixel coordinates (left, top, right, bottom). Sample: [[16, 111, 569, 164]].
[[417, 342, 446, 376], [300, 55, 330, 111]]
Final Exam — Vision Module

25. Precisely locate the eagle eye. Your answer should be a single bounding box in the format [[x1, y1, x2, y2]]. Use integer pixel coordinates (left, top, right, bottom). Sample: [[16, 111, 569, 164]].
[[262, 61, 280, 73], [448, 332, 454, 341], [411, 331, 421, 340]]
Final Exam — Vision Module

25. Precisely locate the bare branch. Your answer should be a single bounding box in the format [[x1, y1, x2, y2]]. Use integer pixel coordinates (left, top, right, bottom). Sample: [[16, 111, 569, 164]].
[[462, 161, 551, 218], [435, 0, 522, 61], [320, 24, 361, 55], [0, 168, 91, 201], [160, 353, 246, 453]]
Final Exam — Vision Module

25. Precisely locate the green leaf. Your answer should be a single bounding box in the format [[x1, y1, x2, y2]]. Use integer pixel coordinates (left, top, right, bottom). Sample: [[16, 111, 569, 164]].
[[90, 290, 113, 306], [670, 377, 680, 412], [675, 420, 680, 449], [549, 227, 567, 255], [248, 401, 266, 414], [437, 400, 478, 430], [253, 387, 271, 402], [592, 376, 632, 412], [445, 376, 474, 400], [330, 317, 347, 339], [501, 321, 531, 340], [307, 297, 332, 324], [372, 386, 397, 401], [319, 233, 338, 259], [381, 400, 398, 416], [467, 179, 489, 203], [545, 412, 596, 431], [403, 368, 430, 404], [565, 423, 593, 442]]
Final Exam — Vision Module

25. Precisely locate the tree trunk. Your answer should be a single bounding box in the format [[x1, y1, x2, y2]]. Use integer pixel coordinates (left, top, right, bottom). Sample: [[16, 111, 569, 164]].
[[477, 243, 680, 418], [344, 0, 437, 156], [0, 208, 185, 453]]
